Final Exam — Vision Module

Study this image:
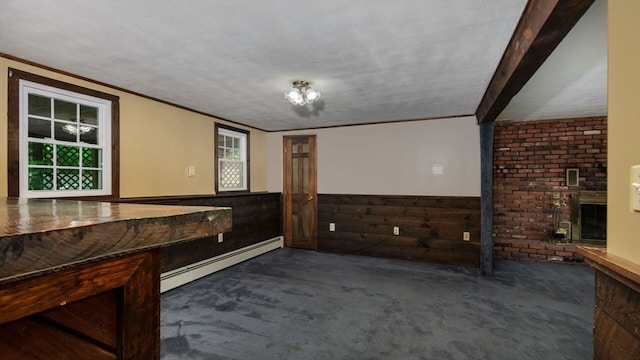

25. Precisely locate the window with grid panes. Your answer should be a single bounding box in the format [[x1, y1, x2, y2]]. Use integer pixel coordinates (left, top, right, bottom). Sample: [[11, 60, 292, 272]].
[[19, 80, 112, 198], [216, 126, 248, 192]]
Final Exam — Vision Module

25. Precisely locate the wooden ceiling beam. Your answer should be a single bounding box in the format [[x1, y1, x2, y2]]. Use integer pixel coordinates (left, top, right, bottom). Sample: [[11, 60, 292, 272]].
[[475, 0, 595, 124]]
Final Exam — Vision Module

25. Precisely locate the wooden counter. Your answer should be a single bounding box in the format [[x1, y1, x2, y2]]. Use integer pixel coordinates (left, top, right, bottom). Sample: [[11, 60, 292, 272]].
[[0, 197, 231, 359], [577, 246, 640, 360]]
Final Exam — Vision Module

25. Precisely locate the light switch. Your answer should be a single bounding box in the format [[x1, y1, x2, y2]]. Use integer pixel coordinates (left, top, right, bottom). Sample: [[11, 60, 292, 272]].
[[188, 165, 196, 177], [632, 165, 640, 212]]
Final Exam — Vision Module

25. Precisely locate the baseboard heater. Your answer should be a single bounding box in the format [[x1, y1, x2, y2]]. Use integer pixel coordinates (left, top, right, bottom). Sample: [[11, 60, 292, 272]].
[[160, 236, 284, 293]]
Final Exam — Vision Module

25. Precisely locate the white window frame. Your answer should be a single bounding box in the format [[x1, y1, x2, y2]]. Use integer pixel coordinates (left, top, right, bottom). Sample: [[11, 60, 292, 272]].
[[217, 127, 248, 192], [19, 80, 112, 198]]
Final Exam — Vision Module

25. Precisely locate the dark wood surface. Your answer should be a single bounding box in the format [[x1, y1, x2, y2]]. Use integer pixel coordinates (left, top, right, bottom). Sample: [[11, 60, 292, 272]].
[[0, 253, 143, 325], [120, 193, 281, 272], [0, 197, 231, 284], [119, 251, 160, 359], [0, 317, 117, 360], [318, 194, 481, 267], [39, 291, 119, 351], [283, 136, 318, 250], [0, 198, 230, 359], [0, 251, 160, 359], [593, 272, 640, 360], [475, 0, 595, 123], [577, 246, 640, 292], [578, 247, 640, 360]]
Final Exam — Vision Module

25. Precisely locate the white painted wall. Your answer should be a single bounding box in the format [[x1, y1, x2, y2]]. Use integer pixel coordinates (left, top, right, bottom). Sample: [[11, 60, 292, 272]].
[[266, 116, 480, 196]]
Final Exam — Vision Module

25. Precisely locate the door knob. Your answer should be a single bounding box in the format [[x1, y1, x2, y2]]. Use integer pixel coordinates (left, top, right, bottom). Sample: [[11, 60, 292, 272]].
[[308, 196, 314, 201]]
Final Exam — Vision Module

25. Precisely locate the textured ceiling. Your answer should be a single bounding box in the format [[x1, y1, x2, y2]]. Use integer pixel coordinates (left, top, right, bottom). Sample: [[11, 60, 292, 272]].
[[497, 0, 607, 122], [0, 0, 606, 131]]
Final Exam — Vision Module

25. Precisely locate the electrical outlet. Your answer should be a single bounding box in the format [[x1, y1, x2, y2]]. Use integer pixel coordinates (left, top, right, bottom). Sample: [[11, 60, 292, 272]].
[[218, 233, 224, 243], [393, 226, 400, 236], [463, 232, 470, 241], [329, 223, 335, 231]]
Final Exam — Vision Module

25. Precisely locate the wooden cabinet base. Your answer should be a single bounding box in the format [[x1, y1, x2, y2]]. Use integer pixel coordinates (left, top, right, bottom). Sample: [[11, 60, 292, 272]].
[[577, 246, 640, 360], [0, 252, 160, 359]]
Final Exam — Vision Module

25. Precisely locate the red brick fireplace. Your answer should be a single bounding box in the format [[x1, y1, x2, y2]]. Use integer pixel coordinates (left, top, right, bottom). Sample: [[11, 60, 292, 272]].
[[492, 116, 607, 262]]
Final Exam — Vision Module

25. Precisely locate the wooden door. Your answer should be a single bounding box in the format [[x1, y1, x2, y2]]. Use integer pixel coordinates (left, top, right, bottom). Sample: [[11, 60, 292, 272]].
[[283, 135, 317, 250]]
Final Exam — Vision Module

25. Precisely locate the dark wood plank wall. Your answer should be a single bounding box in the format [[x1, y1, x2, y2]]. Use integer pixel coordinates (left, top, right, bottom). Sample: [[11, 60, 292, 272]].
[[318, 194, 481, 267], [593, 271, 640, 359], [123, 193, 480, 270], [121, 193, 282, 272]]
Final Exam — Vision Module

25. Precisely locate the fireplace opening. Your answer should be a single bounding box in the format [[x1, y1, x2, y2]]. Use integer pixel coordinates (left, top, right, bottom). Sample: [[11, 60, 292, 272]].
[[580, 204, 606, 241], [570, 192, 607, 245]]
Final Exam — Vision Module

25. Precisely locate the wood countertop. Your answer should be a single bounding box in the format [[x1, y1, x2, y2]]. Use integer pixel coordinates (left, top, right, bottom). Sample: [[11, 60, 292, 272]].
[[0, 197, 232, 285], [577, 245, 640, 292]]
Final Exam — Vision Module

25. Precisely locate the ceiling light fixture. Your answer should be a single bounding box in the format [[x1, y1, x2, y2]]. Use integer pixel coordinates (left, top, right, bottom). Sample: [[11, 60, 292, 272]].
[[284, 80, 321, 106]]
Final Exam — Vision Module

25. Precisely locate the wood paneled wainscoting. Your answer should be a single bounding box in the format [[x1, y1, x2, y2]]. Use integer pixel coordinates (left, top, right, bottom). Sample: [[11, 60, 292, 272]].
[[121, 192, 282, 290], [318, 194, 481, 267]]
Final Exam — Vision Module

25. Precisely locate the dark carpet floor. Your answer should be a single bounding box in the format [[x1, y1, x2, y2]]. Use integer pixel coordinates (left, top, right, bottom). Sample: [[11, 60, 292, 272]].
[[161, 248, 594, 360]]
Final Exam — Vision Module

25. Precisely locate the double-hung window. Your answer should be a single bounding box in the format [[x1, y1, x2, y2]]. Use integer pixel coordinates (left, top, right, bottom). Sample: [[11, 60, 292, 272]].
[[18, 80, 112, 198], [216, 124, 249, 192]]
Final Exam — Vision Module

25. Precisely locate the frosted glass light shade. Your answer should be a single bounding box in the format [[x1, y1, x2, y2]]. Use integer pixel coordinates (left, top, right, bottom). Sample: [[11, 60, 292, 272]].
[[305, 88, 320, 102], [285, 88, 304, 105], [285, 81, 321, 106]]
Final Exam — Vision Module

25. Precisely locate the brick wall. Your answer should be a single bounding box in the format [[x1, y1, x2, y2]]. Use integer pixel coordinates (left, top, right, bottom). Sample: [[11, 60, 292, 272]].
[[493, 117, 607, 262]]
